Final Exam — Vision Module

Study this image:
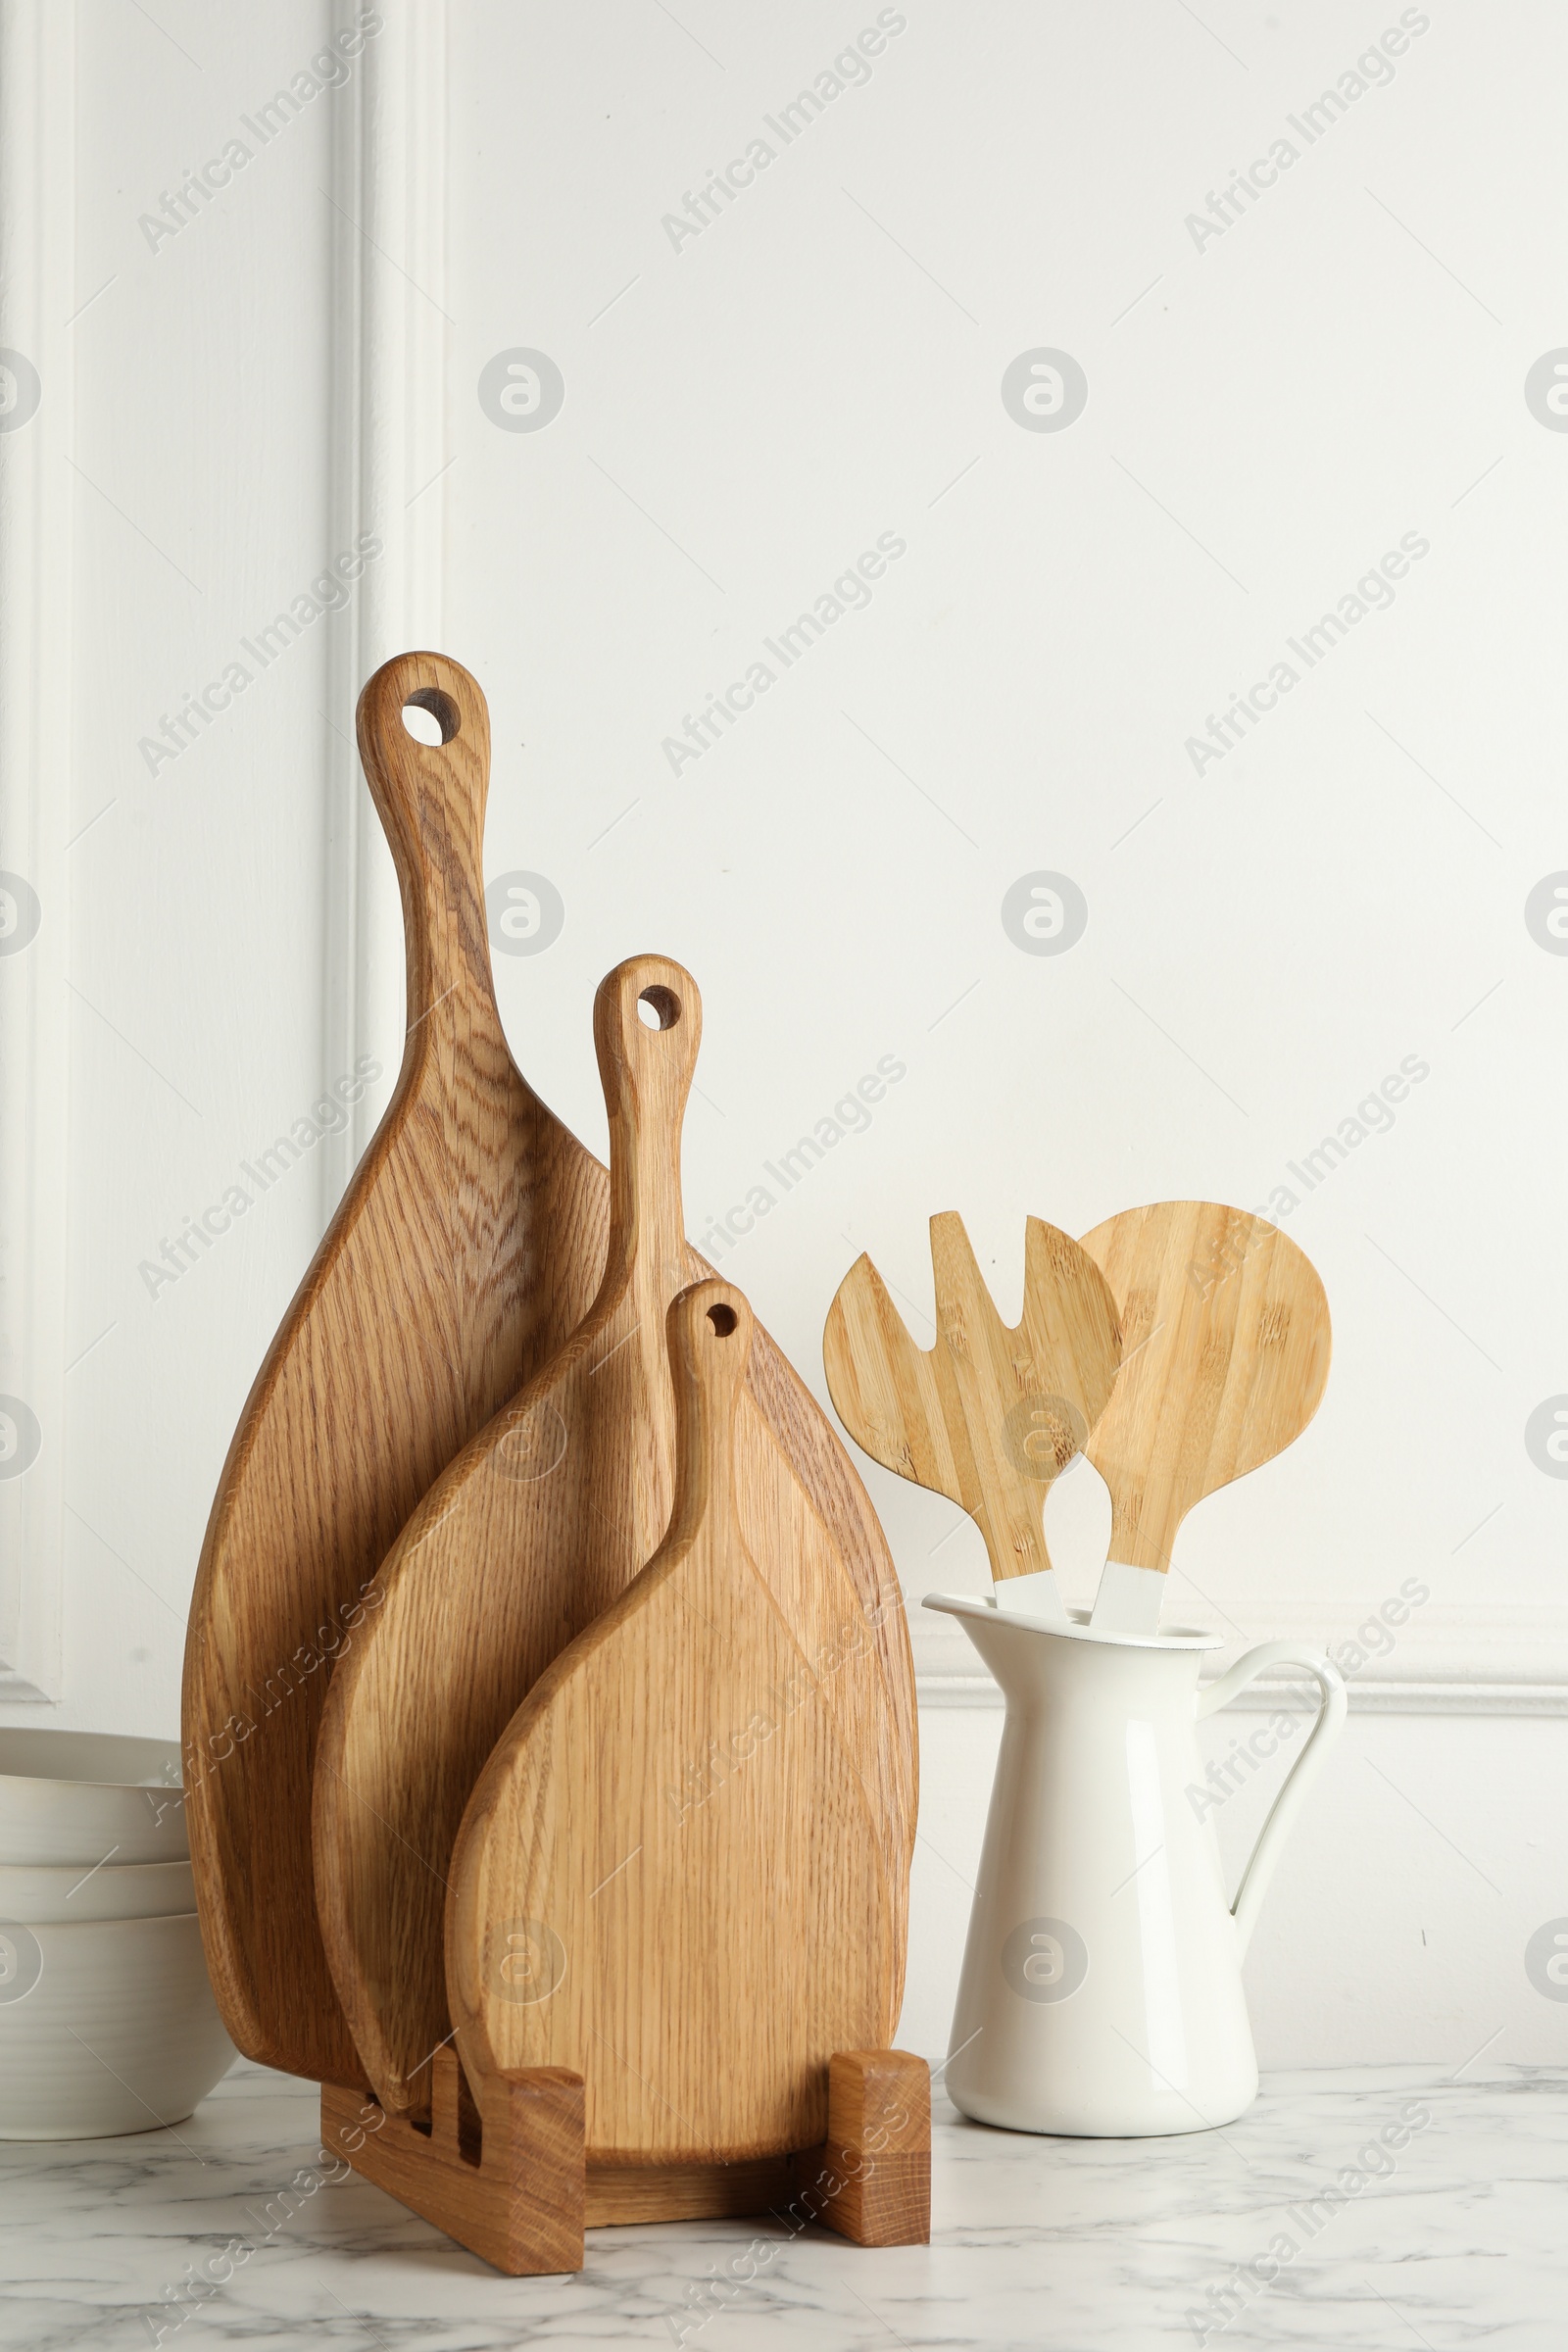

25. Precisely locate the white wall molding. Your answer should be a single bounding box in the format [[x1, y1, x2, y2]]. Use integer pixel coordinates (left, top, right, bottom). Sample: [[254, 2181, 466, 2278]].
[[321, 0, 450, 1212], [0, 0, 74, 1700], [917, 1673, 1568, 1717], [913, 1596, 1568, 1718]]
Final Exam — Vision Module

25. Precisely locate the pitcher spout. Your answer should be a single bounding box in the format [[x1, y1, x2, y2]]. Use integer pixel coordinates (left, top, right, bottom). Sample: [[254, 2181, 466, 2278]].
[[924, 1590, 1222, 1695], [924, 1592, 1066, 1700]]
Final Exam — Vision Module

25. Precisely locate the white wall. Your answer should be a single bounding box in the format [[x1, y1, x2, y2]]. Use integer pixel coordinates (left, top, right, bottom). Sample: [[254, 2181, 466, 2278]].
[[2, 0, 1565, 2072]]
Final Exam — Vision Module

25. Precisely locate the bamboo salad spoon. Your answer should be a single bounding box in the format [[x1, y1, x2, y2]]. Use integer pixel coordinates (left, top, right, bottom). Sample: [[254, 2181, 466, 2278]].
[[1079, 1200, 1332, 1636]]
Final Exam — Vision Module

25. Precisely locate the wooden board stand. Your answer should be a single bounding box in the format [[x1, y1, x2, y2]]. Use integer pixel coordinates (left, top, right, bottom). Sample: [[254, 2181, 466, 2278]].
[[322, 2047, 930, 2277]]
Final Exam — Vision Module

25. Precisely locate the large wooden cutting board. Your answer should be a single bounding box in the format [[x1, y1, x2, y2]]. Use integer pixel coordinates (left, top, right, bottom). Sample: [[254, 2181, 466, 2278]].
[[182, 654, 605, 2086], [183, 654, 914, 2088]]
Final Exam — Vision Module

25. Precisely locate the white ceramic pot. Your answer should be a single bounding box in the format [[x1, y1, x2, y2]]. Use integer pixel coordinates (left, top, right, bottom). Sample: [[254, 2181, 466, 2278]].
[[0, 1730, 186, 1865], [0, 1911, 234, 2138], [0, 1856, 196, 1923], [925, 1594, 1346, 2137]]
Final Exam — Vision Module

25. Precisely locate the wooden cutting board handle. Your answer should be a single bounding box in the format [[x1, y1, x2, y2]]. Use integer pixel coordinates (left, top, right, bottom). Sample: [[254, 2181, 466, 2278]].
[[595, 956, 700, 1299], [356, 656, 505, 1043], [668, 1280, 749, 1547]]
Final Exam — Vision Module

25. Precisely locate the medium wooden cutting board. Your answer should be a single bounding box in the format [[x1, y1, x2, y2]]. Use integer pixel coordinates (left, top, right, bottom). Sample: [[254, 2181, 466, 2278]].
[[184, 654, 914, 2089], [446, 1281, 896, 2165], [315, 958, 906, 2116]]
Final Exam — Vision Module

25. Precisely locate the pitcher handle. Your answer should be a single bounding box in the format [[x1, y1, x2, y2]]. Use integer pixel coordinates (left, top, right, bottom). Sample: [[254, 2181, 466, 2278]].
[[1198, 1640, 1347, 1959]]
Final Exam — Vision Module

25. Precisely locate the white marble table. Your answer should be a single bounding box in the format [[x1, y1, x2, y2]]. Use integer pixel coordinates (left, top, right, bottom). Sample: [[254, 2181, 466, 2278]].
[[0, 2060, 1559, 2349]]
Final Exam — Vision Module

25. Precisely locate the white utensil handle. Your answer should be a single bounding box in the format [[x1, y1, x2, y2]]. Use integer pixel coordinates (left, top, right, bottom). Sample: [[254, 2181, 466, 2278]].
[[991, 1567, 1068, 1625], [1088, 1558, 1165, 1633], [1199, 1640, 1348, 1957]]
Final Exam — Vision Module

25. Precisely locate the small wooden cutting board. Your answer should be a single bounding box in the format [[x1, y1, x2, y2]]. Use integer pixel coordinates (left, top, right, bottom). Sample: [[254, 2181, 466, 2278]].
[[446, 1281, 896, 2165]]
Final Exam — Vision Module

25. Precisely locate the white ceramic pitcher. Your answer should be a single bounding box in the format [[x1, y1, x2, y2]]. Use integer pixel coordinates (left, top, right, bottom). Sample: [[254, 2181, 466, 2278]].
[[925, 1593, 1347, 2137]]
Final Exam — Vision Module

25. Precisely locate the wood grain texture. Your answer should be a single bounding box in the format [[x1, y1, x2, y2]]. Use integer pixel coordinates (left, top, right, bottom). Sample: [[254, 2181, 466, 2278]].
[[583, 2154, 804, 2226], [1079, 1200, 1332, 1575], [823, 1214, 1122, 1585], [742, 1325, 916, 1842], [184, 653, 913, 2091], [447, 1282, 896, 2166], [321, 2045, 930, 2268], [817, 2049, 931, 2247], [316, 964, 906, 2117], [182, 654, 607, 2086], [321, 2053, 586, 2277], [590, 2049, 931, 2242]]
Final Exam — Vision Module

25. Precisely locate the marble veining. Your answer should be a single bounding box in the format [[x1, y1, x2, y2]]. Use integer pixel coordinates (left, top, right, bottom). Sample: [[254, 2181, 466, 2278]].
[[0, 2060, 1560, 2349]]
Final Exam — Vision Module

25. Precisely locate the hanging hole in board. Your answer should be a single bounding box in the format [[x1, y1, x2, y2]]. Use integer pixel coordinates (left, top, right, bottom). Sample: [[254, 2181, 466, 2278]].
[[402, 688, 461, 746], [638, 985, 681, 1031], [706, 1303, 738, 1339]]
